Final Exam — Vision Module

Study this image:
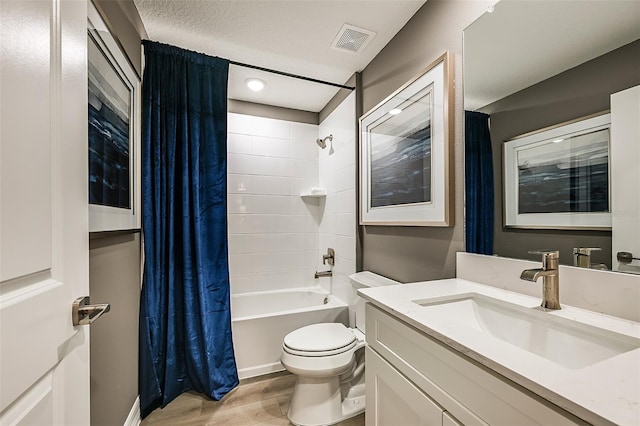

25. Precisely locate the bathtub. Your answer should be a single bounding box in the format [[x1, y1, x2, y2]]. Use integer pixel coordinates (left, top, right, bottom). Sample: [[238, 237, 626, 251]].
[[231, 287, 348, 379]]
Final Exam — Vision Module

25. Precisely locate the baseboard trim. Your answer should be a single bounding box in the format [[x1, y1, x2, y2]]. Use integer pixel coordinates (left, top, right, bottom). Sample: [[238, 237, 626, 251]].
[[237, 362, 285, 380], [123, 396, 141, 426]]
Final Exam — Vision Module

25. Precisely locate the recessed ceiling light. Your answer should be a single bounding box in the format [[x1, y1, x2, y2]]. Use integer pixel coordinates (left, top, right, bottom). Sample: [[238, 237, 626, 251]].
[[389, 108, 402, 115], [245, 78, 266, 92]]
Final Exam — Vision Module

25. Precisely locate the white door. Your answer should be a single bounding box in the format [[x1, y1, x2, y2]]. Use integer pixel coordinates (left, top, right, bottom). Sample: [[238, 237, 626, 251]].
[[0, 0, 91, 424], [611, 86, 640, 274]]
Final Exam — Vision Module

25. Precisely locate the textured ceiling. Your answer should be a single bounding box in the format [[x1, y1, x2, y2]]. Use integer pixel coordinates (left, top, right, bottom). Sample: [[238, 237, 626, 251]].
[[133, 0, 426, 112]]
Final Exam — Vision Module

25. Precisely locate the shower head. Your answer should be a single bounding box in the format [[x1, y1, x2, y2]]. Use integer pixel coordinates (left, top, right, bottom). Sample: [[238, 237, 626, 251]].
[[316, 134, 333, 149]]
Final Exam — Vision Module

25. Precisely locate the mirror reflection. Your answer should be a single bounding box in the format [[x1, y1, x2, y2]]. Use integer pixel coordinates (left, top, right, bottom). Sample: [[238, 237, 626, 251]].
[[463, 0, 640, 272]]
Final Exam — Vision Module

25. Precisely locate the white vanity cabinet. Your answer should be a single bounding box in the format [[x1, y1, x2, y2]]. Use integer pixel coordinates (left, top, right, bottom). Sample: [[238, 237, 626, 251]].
[[365, 304, 586, 426]]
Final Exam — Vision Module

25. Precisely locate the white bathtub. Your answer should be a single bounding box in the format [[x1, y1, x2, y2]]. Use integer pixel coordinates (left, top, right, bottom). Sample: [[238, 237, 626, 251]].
[[231, 287, 348, 379]]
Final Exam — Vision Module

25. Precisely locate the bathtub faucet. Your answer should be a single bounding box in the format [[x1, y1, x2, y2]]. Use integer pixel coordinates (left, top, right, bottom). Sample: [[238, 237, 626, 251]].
[[314, 270, 332, 279]]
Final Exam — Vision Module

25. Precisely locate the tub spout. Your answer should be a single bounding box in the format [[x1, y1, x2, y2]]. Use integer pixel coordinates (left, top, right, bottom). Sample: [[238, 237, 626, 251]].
[[314, 270, 332, 279]]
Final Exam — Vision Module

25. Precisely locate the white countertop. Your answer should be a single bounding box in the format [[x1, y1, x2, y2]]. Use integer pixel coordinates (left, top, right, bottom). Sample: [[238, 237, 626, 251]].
[[359, 278, 640, 426]]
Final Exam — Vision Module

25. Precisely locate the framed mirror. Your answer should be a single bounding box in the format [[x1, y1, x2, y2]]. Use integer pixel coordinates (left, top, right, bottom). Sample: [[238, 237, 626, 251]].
[[463, 0, 640, 271]]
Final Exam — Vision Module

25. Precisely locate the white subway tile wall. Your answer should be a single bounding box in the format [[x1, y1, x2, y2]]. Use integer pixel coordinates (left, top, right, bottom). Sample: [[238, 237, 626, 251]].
[[227, 113, 321, 294], [227, 94, 356, 299], [317, 93, 358, 308]]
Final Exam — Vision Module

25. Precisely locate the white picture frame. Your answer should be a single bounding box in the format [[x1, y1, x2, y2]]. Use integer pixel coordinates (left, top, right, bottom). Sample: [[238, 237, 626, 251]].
[[88, 0, 141, 232], [359, 52, 454, 226], [503, 113, 611, 230]]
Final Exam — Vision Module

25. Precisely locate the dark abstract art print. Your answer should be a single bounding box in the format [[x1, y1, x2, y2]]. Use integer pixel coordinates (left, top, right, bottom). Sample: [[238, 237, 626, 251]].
[[369, 89, 433, 208], [88, 33, 131, 210], [517, 129, 609, 215]]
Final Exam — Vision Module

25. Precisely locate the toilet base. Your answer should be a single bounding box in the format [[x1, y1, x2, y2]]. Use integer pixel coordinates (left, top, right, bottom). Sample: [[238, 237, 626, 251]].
[[287, 377, 365, 426]]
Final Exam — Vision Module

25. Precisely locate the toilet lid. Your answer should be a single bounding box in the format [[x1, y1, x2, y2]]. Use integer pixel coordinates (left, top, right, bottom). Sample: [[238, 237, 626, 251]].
[[284, 323, 356, 353]]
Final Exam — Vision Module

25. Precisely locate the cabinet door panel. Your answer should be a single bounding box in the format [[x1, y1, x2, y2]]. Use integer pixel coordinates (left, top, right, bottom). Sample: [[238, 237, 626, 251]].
[[366, 347, 443, 426]]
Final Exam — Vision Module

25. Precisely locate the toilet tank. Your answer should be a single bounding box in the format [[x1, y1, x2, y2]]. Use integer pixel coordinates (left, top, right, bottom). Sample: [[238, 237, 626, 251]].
[[349, 272, 400, 333]]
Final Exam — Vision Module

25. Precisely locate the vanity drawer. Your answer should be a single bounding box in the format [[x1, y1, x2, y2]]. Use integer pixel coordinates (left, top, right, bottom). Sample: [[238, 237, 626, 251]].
[[366, 304, 586, 426]]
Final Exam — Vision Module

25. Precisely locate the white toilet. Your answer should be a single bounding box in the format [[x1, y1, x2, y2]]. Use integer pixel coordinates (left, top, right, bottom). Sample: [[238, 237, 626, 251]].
[[281, 271, 399, 426]]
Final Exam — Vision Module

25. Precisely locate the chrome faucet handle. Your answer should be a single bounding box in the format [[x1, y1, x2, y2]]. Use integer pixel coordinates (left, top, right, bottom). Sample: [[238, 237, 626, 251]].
[[528, 249, 559, 256], [573, 247, 601, 255], [322, 248, 335, 266], [528, 250, 559, 269]]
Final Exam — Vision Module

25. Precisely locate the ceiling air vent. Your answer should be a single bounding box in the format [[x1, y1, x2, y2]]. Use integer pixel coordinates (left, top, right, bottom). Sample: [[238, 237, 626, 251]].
[[331, 24, 376, 54]]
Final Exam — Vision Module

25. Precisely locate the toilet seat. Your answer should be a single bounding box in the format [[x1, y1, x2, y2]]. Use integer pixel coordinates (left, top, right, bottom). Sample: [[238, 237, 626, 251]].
[[283, 323, 356, 357]]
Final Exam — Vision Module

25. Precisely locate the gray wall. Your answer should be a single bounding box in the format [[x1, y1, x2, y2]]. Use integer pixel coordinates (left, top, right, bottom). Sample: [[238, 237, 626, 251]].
[[229, 99, 319, 124], [90, 1, 146, 424], [359, 0, 492, 283], [92, 0, 147, 78], [319, 73, 358, 124], [90, 233, 141, 426], [482, 40, 640, 268]]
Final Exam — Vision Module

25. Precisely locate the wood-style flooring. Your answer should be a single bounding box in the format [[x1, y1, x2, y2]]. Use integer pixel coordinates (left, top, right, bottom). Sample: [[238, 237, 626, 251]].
[[141, 371, 365, 426]]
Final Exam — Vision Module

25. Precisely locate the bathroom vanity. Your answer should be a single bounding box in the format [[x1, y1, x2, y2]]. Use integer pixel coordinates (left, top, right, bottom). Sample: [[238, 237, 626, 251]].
[[359, 255, 640, 426]]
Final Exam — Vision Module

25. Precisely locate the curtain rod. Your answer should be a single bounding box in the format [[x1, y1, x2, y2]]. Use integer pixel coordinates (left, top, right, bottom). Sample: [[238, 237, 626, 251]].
[[229, 60, 355, 91]]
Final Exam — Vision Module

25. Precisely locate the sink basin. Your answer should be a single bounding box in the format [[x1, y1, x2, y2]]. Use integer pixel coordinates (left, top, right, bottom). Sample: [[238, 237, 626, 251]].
[[412, 293, 640, 369]]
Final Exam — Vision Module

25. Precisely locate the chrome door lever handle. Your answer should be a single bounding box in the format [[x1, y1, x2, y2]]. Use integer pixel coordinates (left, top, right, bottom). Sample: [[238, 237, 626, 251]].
[[72, 296, 111, 326], [617, 251, 640, 263]]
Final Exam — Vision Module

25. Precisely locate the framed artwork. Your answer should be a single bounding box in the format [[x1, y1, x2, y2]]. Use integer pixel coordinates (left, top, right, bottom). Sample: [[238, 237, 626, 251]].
[[503, 113, 611, 229], [359, 52, 454, 226], [88, 1, 141, 232]]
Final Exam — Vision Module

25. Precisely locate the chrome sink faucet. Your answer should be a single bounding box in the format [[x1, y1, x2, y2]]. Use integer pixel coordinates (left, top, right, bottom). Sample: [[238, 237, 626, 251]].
[[520, 250, 561, 310]]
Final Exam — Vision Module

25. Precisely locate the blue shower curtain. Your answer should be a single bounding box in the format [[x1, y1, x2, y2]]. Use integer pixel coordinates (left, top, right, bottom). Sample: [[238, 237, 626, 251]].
[[139, 40, 238, 418], [465, 111, 494, 255]]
